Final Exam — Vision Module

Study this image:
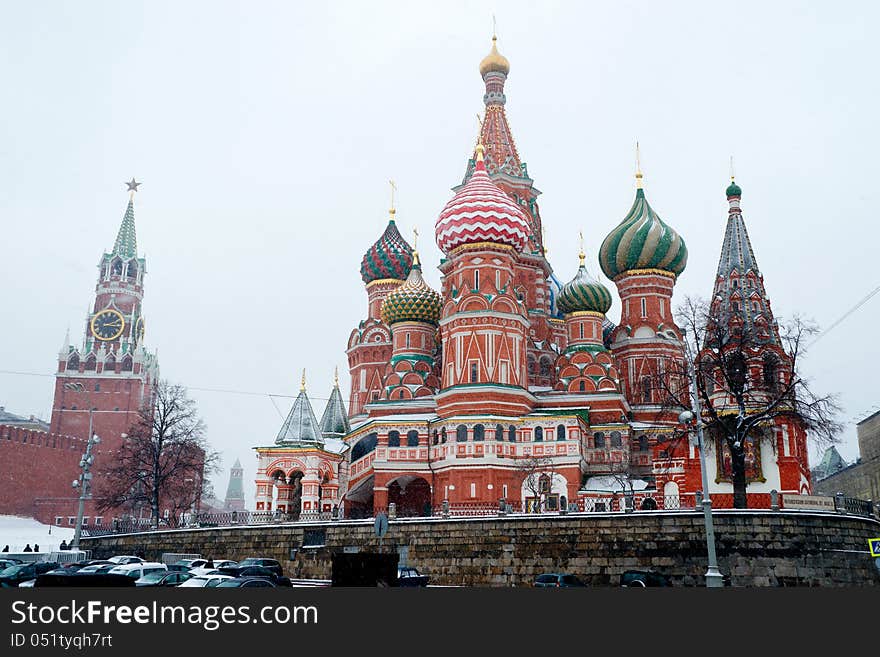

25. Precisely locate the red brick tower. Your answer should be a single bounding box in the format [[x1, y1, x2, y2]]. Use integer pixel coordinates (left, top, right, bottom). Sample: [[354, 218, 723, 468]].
[[50, 180, 159, 453], [599, 162, 688, 423], [346, 208, 413, 418], [467, 35, 564, 386], [435, 142, 533, 417]]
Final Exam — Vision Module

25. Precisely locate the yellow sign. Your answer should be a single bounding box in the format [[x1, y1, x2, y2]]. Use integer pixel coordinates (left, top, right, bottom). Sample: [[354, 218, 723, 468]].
[[869, 538, 880, 557]]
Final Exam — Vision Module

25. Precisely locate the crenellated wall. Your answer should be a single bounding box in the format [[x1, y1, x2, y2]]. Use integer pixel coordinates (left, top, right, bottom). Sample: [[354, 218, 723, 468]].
[[82, 510, 880, 587]]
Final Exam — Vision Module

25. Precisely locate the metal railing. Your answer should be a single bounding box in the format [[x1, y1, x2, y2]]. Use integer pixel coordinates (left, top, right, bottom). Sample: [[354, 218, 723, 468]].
[[79, 493, 878, 537]]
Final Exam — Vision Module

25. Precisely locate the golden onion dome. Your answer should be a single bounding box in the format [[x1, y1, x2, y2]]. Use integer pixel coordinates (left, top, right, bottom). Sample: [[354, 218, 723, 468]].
[[479, 35, 510, 77]]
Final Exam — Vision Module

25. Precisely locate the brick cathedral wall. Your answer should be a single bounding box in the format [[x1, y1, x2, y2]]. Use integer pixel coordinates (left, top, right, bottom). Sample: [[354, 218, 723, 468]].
[[83, 511, 880, 587]]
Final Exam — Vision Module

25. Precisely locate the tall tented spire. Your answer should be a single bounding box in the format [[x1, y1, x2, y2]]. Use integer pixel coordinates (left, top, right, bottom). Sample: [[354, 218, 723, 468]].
[[711, 179, 778, 343], [276, 382, 324, 446], [113, 198, 138, 259], [320, 377, 351, 439]]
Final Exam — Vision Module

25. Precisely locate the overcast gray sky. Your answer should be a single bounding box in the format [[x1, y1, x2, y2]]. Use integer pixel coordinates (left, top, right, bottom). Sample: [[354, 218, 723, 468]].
[[2, 1, 878, 505]]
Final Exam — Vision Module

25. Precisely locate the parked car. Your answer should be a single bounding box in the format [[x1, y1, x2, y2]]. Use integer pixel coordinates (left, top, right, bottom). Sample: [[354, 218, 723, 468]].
[[135, 571, 193, 587], [237, 558, 283, 576], [107, 555, 144, 565], [77, 563, 116, 575], [173, 558, 208, 570], [620, 570, 672, 587], [35, 573, 136, 587], [216, 577, 277, 588], [0, 559, 23, 570], [533, 573, 587, 588], [217, 565, 291, 587], [397, 567, 429, 587], [178, 575, 234, 588], [108, 562, 167, 580], [0, 562, 59, 587], [190, 561, 238, 576]]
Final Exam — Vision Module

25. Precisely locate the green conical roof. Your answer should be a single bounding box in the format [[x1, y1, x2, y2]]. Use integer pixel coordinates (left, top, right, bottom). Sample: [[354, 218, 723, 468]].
[[113, 199, 138, 259], [276, 387, 324, 446], [320, 381, 351, 438]]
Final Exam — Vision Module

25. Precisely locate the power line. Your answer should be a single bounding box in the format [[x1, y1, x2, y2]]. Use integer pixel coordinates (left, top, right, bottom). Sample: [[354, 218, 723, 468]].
[[0, 369, 338, 403], [807, 284, 880, 349]]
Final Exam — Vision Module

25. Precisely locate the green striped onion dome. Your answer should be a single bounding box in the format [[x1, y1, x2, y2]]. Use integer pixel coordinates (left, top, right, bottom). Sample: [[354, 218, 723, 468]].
[[360, 218, 414, 284], [380, 259, 441, 326], [599, 188, 687, 280], [557, 262, 613, 315]]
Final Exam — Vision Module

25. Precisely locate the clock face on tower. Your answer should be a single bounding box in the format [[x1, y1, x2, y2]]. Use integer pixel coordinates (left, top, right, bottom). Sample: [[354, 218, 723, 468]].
[[90, 309, 125, 341]]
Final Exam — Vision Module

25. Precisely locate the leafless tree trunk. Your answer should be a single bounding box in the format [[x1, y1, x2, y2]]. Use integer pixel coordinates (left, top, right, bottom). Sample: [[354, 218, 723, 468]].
[[516, 453, 557, 513], [96, 379, 219, 528]]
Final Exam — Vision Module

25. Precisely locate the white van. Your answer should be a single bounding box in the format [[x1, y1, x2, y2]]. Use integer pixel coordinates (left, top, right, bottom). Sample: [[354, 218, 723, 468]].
[[108, 562, 167, 580]]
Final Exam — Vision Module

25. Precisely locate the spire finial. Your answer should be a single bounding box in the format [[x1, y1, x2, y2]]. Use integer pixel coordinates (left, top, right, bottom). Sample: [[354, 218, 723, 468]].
[[389, 179, 397, 219], [578, 231, 585, 266], [729, 155, 735, 183], [300, 369, 306, 392], [492, 14, 497, 40], [635, 142, 643, 189], [412, 227, 421, 266], [125, 178, 141, 200], [334, 366, 339, 387]]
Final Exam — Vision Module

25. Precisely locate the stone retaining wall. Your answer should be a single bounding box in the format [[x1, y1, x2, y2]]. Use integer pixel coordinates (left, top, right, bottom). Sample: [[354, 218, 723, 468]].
[[82, 510, 880, 586]]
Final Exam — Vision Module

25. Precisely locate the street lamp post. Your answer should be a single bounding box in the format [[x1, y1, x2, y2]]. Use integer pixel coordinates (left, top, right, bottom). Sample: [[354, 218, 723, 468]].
[[680, 339, 725, 588], [63, 382, 102, 551]]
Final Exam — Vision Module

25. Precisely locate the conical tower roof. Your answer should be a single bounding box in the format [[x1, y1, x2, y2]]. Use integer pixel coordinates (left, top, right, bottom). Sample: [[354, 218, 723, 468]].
[[276, 373, 324, 446], [711, 179, 778, 344], [113, 198, 138, 259], [320, 374, 351, 439]]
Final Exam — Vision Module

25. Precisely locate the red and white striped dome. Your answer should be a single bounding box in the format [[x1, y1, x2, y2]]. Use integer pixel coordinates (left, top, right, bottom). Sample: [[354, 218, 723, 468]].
[[435, 145, 531, 254]]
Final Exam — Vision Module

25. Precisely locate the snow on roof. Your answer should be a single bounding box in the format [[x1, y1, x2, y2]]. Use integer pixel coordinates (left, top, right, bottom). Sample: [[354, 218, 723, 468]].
[[323, 438, 347, 454], [580, 476, 652, 492], [349, 413, 438, 432]]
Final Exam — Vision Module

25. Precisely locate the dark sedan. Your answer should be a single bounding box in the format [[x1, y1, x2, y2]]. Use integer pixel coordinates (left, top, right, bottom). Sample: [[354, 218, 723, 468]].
[[397, 567, 429, 587], [216, 577, 277, 588], [217, 565, 291, 587], [135, 571, 193, 587], [0, 562, 59, 587]]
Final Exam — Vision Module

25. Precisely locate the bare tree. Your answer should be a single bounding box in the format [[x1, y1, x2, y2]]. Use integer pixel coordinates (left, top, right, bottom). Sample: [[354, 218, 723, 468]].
[[653, 296, 842, 508], [516, 453, 557, 513], [96, 379, 219, 528]]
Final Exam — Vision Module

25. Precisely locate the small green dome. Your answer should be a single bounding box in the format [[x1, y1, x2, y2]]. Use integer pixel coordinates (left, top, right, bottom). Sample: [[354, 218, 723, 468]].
[[726, 180, 742, 197], [599, 189, 688, 280], [380, 259, 441, 326], [557, 262, 612, 315]]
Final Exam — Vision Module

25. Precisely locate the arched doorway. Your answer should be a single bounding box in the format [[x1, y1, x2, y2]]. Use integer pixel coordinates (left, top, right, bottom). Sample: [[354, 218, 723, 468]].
[[387, 476, 432, 517], [287, 471, 304, 519]]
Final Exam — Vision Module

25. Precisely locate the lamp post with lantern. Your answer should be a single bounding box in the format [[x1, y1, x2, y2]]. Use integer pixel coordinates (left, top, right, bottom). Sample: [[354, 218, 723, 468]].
[[678, 333, 725, 588]]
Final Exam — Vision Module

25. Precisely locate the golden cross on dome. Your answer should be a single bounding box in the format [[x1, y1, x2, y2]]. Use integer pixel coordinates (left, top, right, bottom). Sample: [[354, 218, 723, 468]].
[[334, 366, 338, 386], [389, 179, 397, 216], [300, 369, 306, 392], [413, 226, 419, 250], [578, 231, 585, 266], [729, 155, 736, 182], [635, 141, 643, 189]]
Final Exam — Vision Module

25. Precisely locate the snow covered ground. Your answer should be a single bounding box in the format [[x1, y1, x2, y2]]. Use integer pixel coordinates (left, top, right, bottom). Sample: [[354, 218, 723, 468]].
[[0, 515, 74, 553]]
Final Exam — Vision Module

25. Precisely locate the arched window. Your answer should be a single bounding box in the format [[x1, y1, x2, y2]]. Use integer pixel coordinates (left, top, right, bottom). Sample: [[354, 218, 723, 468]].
[[641, 377, 651, 403], [579, 380, 585, 392], [557, 424, 566, 441], [528, 357, 537, 376], [539, 475, 551, 494], [593, 432, 605, 448], [441, 428, 447, 443], [121, 356, 133, 372], [388, 430, 400, 447], [111, 259, 123, 275], [727, 353, 747, 390], [104, 356, 116, 372], [407, 430, 419, 447], [127, 260, 138, 279], [456, 425, 468, 442], [470, 363, 478, 383], [534, 426, 543, 442], [432, 430, 439, 445], [84, 356, 96, 371], [539, 358, 551, 377], [495, 424, 504, 441], [763, 354, 778, 391], [351, 433, 378, 461], [67, 354, 79, 371], [639, 435, 649, 452], [508, 425, 517, 442], [610, 431, 622, 448], [473, 424, 485, 441]]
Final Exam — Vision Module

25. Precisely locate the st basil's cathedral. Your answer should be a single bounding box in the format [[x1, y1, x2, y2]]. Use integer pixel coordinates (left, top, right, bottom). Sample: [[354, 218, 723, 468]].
[[253, 36, 812, 518]]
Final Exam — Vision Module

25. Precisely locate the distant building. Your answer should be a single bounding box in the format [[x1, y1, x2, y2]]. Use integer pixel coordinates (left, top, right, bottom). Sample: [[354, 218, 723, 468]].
[[0, 407, 50, 432], [223, 458, 247, 512], [813, 410, 880, 502]]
